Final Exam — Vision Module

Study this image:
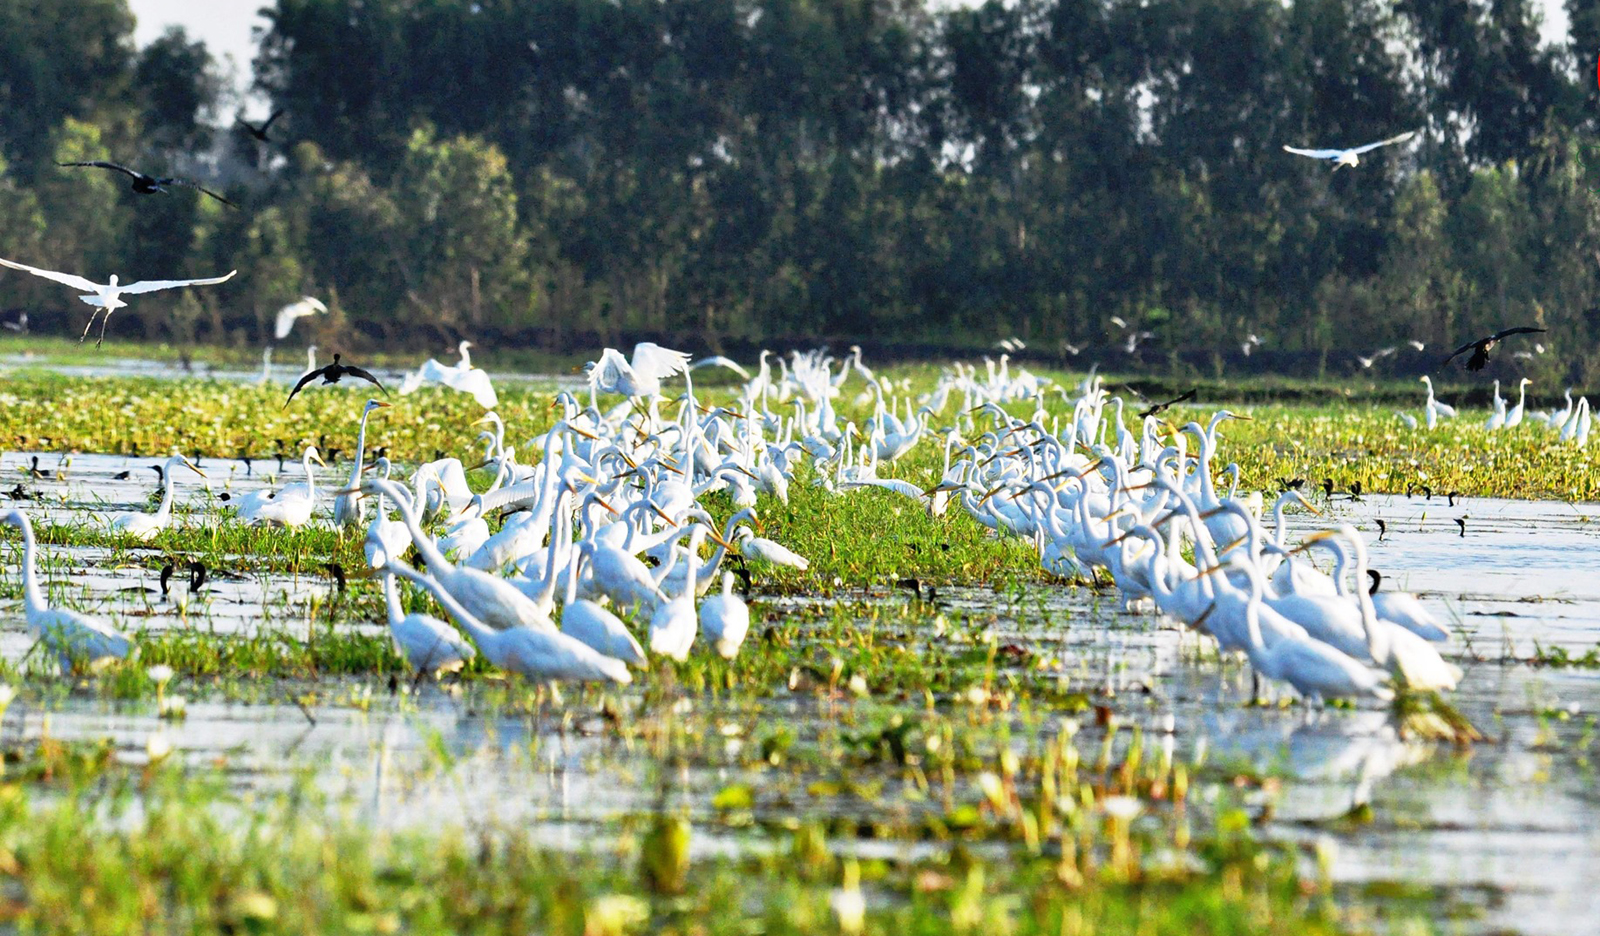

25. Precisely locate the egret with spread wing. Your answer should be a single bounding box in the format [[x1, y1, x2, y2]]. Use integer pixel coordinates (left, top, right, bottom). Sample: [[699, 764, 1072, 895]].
[[273, 296, 327, 340], [56, 161, 235, 206], [1441, 326, 1546, 372], [0, 257, 236, 345], [586, 342, 692, 400], [1282, 130, 1416, 170]]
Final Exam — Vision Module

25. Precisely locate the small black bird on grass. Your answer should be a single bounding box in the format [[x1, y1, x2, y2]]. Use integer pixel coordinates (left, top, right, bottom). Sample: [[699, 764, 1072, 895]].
[[284, 354, 388, 407], [57, 160, 235, 208], [1137, 388, 1197, 420], [1442, 326, 1545, 372]]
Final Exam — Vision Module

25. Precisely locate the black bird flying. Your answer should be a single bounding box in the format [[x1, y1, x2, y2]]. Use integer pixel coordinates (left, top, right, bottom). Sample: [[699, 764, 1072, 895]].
[[237, 109, 284, 143], [1137, 388, 1197, 420], [56, 161, 235, 207], [1442, 326, 1546, 372], [284, 353, 388, 408]]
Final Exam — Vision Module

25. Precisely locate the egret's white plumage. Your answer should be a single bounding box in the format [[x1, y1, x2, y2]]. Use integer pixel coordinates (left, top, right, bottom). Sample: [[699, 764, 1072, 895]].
[[0, 256, 235, 344], [272, 296, 327, 340], [1, 510, 134, 672], [1282, 130, 1416, 170]]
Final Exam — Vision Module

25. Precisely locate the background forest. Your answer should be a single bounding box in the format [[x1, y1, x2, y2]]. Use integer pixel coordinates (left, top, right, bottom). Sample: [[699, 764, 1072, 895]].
[[2, 0, 1600, 382]]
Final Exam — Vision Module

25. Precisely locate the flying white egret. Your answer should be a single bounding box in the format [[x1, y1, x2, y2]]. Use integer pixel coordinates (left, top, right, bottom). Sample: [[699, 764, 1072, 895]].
[[398, 340, 498, 409], [0, 257, 235, 345], [102, 454, 204, 541], [381, 569, 476, 675], [0, 510, 134, 672], [1282, 130, 1416, 170], [273, 296, 327, 340], [586, 342, 692, 400]]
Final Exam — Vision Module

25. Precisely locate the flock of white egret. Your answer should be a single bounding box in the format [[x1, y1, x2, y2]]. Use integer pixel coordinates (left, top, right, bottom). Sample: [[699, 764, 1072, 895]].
[[1410, 375, 1591, 443], [0, 342, 1466, 709]]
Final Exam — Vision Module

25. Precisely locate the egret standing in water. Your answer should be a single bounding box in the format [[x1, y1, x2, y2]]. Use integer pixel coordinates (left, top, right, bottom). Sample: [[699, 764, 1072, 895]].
[[102, 453, 205, 541], [1, 510, 133, 672]]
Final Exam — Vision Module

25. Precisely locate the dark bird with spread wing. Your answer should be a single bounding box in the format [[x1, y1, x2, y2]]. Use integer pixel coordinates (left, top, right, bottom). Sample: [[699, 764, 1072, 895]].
[[56, 161, 235, 207], [284, 354, 388, 408], [1137, 389, 1197, 420], [1441, 326, 1546, 372]]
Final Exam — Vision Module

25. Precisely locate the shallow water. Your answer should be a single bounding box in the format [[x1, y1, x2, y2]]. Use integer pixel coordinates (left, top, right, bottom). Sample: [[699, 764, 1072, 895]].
[[0, 447, 1596, 933]]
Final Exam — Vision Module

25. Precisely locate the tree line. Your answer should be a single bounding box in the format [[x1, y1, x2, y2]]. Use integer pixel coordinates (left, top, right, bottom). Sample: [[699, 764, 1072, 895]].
[[0, 0, 1598, 384]]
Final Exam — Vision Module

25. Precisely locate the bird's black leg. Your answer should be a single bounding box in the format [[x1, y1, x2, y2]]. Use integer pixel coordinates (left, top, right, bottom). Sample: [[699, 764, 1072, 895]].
[[96, 310, 115, 347], [79, 309, 100, 343]]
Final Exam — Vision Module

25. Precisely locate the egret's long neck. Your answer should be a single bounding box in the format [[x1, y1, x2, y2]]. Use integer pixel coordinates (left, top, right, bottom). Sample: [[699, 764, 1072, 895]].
[[1349, 538, 1389, 664], [347, 412, 372, 487], [154, 463, 178, 520], [17, 517, 43, 614], [382, 571, 404, 624], [302, 453, 317, 499], [384, 480, 452, 571], [389, 562, 492, 645]]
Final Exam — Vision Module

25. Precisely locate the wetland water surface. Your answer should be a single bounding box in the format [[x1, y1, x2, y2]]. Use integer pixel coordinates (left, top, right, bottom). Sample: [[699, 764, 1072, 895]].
[[0, 448, 1596, 933]]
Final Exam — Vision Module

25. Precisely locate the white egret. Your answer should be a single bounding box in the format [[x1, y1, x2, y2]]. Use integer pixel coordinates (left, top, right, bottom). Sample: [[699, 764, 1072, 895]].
[[1282, 130, 1416, 170], [398, 341, 498, 409], [237, 446, 326, 527], [699, 570, 750, 659], [0, 257, 235, 345], [357, 477, 558, 634], [561, 543, 647, 666], [1223, 556, 1392, 703], [1504, 377, 1531, 428], [0, 510, 133, 672], [586, 342, 692, 400], [1419, 376, 1455, 429], [363, 459, 411, 570], [380, 569, 476, 675], [333, 399, 390, 530], [103, 454, 204, 541], [273, 296, 327, 340], [386, 561, 630, 684], [649, 524, 705, 661], [733, 526, 810, 570]]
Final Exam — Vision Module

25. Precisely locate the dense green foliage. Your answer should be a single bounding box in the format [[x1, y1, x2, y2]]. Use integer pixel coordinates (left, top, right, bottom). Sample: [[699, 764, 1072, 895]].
[[0, 0, 1597, 382]]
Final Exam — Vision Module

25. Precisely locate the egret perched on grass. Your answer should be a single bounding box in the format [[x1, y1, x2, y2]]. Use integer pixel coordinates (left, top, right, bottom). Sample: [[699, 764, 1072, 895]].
[[0, 510, 133, 673], [102, 453, 204, 541], [0, 257, 235, 346], [733, 526, 810, 570]]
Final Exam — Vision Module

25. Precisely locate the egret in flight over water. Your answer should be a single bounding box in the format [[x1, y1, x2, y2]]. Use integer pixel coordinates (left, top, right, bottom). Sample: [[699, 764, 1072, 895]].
[[0, 257, 236, 345], [1283, 130, 1416, 170]]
